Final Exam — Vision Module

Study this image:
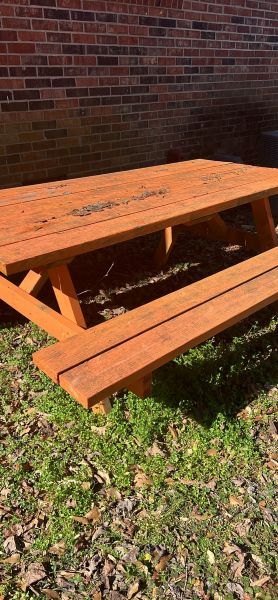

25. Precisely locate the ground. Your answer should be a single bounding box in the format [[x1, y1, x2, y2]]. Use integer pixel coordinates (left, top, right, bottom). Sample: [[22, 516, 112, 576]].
[[0, 214, 277, 600]]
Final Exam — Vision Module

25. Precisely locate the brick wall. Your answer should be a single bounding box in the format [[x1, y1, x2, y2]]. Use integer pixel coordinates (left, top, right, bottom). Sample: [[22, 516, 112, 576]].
[[0, 0, 277, 187]]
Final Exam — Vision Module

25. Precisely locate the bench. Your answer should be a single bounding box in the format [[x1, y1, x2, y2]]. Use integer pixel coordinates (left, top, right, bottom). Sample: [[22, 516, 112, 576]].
[[33, 248, 278, 410]]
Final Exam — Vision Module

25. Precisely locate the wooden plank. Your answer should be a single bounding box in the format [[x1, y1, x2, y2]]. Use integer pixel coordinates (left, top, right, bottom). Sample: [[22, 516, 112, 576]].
[[0, 159, 227, 207], [48, 264, 87, 329], [20, 268, 48, 297], [2, 174, 278, 275], [0, 163, 255, 245], [251, 197, 278, 250], [58, 267, 278, 408], [0, 275, 83, 340], [0, 164, 276, 248], [32, 247, 278, 382]]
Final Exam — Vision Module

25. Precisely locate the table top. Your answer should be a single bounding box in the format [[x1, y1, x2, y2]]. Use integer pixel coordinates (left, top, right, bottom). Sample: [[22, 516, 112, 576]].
[[1, 159, 278, 275]]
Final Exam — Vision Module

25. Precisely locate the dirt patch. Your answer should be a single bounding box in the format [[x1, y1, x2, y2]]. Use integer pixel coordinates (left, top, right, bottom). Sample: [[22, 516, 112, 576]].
[[69, 188, 169, 217], [71, 201, 116, 216]]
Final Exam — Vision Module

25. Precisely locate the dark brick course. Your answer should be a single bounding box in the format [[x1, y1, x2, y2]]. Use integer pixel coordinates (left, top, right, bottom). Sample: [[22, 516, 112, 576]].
[[0, 0, 277, 187]]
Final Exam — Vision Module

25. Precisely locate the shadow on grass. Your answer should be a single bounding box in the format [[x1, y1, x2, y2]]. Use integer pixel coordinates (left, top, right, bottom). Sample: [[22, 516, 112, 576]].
[[150, 309, 278, 428]]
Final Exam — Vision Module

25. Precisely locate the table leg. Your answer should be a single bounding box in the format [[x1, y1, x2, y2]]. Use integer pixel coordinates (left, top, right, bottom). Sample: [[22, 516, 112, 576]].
[[48, 263, 87, 329], [48, 263, 112, 414], [251, 197, 278, 251], [154, 226, 181, 268], [129, 374, 152, 399]]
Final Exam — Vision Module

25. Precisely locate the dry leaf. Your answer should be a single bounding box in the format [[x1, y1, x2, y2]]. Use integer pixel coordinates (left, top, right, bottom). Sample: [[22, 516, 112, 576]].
[[223, 542, 240, 556], [145, 442, 165, 457], [168, 424, 178, 440], [207, 449, 218, 456], [48, 541, 65, 556], [231, 553, 245, 578], [127, 580, 140, 599], [73, 516, 89, 525], [180, 478, 197, 486], [193, 512, 209, 521], [250, 575, 270, 587], [21, 562, 46, 590], [226, 582, 244, 598], [92, 593, 102, 600], [229, 495, 244, 507], [95, 469, 110, 485], [43, 590, 60, 599], [266, 459, 277, 470], [234, 518, 251, 537], [251, 554, 265, 570], [206, 479, 217, 490], [155, 554, 171, 573], [3, 535, 22, 554], [81, 482, 91, 491], [134, 471, 152, 488], [207, 550, 215, 565], [106, 487, 121, 500], [165, 477, 174, 485], [91, 425, 107, 435], [59, 570, 77, 580], [85, 507, 101, 522], [1, 553, 20, 565]]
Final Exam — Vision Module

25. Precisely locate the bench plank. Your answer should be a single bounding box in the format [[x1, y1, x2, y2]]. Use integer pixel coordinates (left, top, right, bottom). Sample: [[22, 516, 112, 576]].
[[2, 175, 278, 275], [33, 248, 278, 392], [57, 267, 278, 407]]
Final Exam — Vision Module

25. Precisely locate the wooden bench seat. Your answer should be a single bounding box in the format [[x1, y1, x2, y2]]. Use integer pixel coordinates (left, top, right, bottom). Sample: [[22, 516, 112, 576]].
[[33, 248, 278, 409]]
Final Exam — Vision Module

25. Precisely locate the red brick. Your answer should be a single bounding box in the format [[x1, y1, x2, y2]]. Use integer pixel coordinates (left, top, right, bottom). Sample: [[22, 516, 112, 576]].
[[7, 42, 36, 54], [0, 0, 277, 187]]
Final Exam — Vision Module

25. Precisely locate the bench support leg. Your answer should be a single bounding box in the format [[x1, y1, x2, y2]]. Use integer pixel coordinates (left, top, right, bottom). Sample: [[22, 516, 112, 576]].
[[129, 374, 152, 399], [251, 197, 278, 251], [91, 397, 112, 415], [48, 264, 112, 414], [48, 263, 87, 329]]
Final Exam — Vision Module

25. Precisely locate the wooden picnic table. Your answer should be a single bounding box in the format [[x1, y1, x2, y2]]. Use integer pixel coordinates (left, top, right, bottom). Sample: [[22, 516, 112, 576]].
[[1, 159, 278, 414]]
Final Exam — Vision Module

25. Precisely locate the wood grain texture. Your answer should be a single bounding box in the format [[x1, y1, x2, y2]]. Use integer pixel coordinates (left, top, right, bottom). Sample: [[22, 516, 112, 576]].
[[48, 263, 87, 329], [58, 266, 278, 407], [33, 247, 278, 383], [2, 169, 278, 275], [251, 197, 278, 250], [19, 268, 48, 297], [0, 163, 254, 246], [0, 275, 83, 340], [0, 159, 224, 207]]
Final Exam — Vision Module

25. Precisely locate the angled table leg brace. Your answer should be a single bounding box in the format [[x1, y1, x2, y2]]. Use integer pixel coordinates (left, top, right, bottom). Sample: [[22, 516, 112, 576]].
[[14, 262, 112, 414], [154, 199, 278, 269]]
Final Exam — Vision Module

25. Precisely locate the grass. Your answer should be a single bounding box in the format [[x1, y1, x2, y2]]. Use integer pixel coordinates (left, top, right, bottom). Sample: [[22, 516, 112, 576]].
[[0, 309, 277, 600]]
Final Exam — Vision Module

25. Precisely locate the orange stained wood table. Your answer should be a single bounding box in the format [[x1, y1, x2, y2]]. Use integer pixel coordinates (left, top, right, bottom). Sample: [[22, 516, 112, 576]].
[[0, 159, 278, 413]]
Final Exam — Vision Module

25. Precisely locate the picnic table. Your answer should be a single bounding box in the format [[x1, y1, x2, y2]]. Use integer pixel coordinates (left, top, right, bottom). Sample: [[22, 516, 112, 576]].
[[0, 159, 278, 414]]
